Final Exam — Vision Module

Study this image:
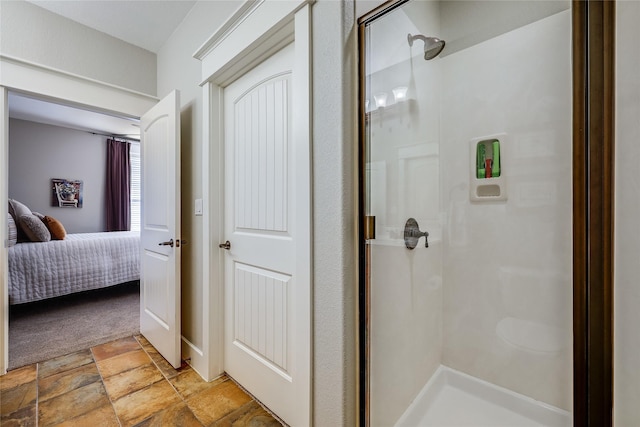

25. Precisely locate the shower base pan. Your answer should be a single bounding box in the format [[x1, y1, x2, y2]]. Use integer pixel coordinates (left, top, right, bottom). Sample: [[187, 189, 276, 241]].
[[395, 366, 571, 427]]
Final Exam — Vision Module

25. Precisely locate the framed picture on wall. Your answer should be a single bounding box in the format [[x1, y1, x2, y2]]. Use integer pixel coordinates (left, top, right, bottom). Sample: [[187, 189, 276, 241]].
[[51, 178, 83, 208]]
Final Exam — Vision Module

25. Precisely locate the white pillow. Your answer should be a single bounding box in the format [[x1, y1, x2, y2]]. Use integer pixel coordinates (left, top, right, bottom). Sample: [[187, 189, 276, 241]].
[[19, 214, 51, 242], [8, 199, 31, 219], [8, 199, 32, 242], [7, 214, 17, 247]]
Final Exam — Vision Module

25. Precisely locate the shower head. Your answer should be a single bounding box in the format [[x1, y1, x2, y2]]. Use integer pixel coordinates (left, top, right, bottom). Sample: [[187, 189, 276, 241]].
[[408, 33, 446, 60]]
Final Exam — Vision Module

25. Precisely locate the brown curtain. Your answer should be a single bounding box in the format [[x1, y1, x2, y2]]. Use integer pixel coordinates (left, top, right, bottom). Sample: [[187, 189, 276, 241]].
[[106, 138, 131, 231]]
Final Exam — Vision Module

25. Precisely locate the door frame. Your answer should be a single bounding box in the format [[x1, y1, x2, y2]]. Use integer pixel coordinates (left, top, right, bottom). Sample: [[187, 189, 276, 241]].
[[195, 0, 313, 384], [0, 54, 158, 374], [356, 0, 615, 425], [572, 1, 615, 425]]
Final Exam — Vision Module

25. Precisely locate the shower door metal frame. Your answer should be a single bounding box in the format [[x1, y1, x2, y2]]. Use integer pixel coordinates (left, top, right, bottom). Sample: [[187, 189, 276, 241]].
[[356, 0, 615, 426], [357, 2, 409, 426], [572, 1, 615, 426]]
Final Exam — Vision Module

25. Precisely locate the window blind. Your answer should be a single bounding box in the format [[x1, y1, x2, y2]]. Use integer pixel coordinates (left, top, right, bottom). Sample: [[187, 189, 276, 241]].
[[130, 142, 141, 232]]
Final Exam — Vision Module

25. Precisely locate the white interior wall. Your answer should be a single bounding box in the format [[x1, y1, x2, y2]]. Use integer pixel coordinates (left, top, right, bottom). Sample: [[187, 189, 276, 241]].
[[8, 118, 108, 234], [311, 1, 358, 425], [440, 10, 573, 410], [0, 0, 156, 96], [614, 1, 640, 425]]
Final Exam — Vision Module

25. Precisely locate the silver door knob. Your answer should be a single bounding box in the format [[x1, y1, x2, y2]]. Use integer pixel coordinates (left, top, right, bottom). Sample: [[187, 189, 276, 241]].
[[219, 240, 231, 250], [158, 239, 174, 247]]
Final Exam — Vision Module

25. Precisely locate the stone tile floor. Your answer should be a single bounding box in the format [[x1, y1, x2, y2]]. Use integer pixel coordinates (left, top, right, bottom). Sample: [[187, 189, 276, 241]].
[[0, 335, 282, 426]]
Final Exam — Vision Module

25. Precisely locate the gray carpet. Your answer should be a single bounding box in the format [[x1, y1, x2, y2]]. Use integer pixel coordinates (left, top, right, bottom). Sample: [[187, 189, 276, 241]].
[[8, 281, 140, 370]]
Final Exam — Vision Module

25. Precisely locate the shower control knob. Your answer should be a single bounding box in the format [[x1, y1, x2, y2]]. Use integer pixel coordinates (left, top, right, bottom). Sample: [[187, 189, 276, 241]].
[[404, 218, 429, 250]]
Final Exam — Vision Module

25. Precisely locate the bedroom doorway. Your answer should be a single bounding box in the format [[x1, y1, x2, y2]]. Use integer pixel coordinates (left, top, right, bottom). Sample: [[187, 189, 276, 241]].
[[0, 70, 164, 373], [5, 91, 143, 370], [2, 87, 183, 374]]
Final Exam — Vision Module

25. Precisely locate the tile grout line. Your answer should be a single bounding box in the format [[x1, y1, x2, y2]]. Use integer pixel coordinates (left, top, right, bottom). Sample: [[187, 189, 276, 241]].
[[134, 336, 169, 381], [226, 374, 287, 426], [4, 336, 280, 427], [90, 346, 124, 427], [134, 334, 284, 426], [133, 335, 207, 426]]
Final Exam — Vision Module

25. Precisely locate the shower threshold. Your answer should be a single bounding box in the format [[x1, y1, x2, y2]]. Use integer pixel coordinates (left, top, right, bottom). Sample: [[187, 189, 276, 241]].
[[395, 366, 571, 427]]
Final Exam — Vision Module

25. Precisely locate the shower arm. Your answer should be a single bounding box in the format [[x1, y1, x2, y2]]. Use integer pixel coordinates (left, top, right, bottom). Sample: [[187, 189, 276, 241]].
[[407, 33, 428, 47]]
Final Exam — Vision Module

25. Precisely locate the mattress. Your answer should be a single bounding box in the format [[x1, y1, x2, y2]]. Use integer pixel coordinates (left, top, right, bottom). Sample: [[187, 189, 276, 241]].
[[8, 231, 140, 305]]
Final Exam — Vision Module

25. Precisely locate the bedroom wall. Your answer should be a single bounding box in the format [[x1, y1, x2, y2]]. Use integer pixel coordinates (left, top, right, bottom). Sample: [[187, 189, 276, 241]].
[[0, 0, 156, 96], [8, 118, 107, 234]]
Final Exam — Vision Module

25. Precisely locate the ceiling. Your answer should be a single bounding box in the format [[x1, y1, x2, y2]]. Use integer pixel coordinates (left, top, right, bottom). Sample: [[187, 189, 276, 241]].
[[26, 0, 197, 53], [9, 92, 141, 139], [11, 1, 199, 139]]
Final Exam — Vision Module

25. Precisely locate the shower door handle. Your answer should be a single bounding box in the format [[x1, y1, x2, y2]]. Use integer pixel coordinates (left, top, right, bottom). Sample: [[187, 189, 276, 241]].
[[404, 218, 429, 249]]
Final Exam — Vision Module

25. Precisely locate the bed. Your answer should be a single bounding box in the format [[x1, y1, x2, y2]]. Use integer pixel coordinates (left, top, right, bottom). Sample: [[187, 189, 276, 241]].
[[8, 231, 140, 305]]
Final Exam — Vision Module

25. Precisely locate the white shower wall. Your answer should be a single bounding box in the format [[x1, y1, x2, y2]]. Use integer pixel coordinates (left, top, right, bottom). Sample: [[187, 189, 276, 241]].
[[440, 10, 573, 411], [367, 2, 573, 425]]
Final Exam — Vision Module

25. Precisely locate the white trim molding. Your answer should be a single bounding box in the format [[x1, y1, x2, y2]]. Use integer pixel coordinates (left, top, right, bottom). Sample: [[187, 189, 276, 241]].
[[191, 82, 225, 381], [196, 0, 312, 87], [193, 0, 263, 61], [0, 88, 8, 375], [0, 55, 157, 118]]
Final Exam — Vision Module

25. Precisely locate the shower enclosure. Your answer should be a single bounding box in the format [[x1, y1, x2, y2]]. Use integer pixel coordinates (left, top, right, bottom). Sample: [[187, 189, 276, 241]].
[[359, 1, 574, 425]]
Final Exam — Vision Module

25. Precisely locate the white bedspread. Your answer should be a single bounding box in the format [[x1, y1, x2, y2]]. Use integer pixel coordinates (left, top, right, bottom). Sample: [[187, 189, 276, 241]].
[[8, 231, 140, 304]]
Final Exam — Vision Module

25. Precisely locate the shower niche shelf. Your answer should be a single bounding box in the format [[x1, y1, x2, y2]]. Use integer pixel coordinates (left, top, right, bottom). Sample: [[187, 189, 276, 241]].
[[469, 133, 508, 202]]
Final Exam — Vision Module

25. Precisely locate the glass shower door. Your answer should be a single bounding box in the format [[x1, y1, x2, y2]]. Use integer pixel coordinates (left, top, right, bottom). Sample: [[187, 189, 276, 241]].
[[361, 1, 573, 425]]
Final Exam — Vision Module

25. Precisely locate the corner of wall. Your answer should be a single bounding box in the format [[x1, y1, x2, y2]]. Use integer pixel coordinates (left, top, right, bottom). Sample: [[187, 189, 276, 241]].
[[312, 0, 358, 425]]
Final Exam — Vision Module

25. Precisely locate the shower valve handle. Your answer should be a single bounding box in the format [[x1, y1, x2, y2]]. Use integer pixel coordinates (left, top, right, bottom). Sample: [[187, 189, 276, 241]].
[[404, 218, 429, 250]]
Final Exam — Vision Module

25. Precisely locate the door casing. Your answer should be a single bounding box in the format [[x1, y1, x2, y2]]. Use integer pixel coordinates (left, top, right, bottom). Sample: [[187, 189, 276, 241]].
[[196, 0, 312, 391]]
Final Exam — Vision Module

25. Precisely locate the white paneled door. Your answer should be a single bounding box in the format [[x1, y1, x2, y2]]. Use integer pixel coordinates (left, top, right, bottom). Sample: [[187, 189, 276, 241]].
[[140, 90, 181, 368], [223, 42, 311, 426]]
